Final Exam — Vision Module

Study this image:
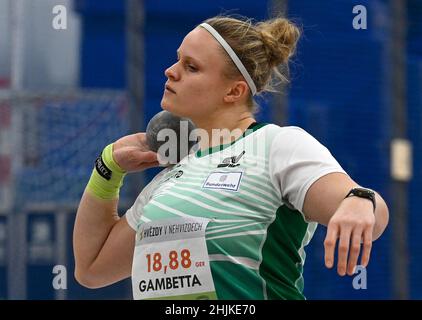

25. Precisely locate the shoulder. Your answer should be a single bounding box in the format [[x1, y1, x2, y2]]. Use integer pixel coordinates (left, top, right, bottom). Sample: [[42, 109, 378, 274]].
[[259, 123, 311, 136], [266, 124, 312, 135], [262, 124, 321, 146], [267, 125, 335, 164]]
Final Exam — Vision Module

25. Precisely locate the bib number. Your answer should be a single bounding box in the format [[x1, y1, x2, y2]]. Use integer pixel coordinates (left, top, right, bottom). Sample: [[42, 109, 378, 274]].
[[132, 217, 217, 300]]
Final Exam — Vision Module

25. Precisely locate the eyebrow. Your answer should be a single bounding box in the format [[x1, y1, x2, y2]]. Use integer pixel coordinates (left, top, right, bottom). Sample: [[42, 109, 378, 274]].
[[176, 49, 202, 64]]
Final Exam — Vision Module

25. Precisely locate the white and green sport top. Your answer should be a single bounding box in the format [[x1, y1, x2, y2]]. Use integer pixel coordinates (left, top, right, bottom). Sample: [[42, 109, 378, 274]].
[[125, 123, 346, 299]]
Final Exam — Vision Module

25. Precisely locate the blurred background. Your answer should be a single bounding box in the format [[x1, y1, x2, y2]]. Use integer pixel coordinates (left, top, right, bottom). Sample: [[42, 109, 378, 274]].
[[0, 0, 420, 300]]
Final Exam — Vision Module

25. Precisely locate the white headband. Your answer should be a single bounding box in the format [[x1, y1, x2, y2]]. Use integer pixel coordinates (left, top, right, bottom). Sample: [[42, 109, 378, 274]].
[[200, 23, 257, 96]]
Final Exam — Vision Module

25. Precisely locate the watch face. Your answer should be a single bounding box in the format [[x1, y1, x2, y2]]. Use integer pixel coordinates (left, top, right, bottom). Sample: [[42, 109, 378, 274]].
[[354, 188, 375, 196], [346, 188, 376, 212]]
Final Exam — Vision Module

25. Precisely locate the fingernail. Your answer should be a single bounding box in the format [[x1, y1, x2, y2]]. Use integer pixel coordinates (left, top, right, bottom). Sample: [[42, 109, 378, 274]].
[[326, 261, 333, 268]]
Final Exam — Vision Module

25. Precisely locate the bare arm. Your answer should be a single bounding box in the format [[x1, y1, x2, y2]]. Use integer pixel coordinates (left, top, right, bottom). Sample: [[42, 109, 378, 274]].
[[73, 133, 159, 288], [303, 172, 389, 276], [73, 192, 135, 288]]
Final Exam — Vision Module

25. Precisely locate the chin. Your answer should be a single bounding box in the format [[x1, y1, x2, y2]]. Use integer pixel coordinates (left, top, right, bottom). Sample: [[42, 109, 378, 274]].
[[161, 100, 183, 117], [160, 105, 179, 118], [160, 98, 171, 111], [161, 99, 198, 121]]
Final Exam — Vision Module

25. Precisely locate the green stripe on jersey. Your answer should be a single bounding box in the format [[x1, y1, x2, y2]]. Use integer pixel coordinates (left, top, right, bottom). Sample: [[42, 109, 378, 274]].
[[259, 205, 314, 300]]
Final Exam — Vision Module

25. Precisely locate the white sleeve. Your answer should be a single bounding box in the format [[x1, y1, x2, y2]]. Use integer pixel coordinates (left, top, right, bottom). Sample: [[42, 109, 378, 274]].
[[124, 167, 171, 231], [269, 127, 347, 215]]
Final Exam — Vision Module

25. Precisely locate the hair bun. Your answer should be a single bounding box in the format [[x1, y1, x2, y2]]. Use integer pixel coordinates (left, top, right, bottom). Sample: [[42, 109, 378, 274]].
[[257, 18, 300, 66]]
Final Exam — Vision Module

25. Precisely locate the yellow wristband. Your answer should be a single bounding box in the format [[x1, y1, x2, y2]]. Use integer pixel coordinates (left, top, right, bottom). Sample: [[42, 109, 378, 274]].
[[86, 144, 126, 200]]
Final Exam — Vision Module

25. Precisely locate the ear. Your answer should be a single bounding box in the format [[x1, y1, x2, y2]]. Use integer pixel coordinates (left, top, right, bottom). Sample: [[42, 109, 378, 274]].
[[223, 81, 249, 103]]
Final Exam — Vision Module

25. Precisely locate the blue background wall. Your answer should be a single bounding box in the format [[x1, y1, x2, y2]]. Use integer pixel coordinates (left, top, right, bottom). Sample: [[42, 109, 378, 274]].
[[74, 0, 126, 88], [407, 0, 422, 300]]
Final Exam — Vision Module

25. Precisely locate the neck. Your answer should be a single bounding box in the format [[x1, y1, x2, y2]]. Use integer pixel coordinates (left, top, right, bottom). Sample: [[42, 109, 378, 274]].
[[191, 108, 256, 151]]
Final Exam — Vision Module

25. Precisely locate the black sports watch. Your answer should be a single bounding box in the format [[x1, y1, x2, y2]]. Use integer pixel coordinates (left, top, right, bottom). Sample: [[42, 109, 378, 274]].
[[344, 187, 376, 213]]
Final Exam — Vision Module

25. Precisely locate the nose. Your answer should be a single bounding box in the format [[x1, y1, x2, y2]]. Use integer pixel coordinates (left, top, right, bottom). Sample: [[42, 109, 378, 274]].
[[165, 62, 180, 81]]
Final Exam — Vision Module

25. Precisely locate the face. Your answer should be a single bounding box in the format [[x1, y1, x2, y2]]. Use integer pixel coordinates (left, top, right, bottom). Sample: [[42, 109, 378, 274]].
[[161, 27, 234, 121]]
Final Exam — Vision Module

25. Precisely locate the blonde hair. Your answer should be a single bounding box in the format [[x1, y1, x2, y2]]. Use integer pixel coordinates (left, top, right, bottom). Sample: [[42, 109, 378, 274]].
[[202, 15, 300, 108]]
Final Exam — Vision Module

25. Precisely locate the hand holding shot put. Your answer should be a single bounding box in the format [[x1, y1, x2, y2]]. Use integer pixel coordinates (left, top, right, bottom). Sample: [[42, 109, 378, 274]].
[[112, 133, 159, 172]]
